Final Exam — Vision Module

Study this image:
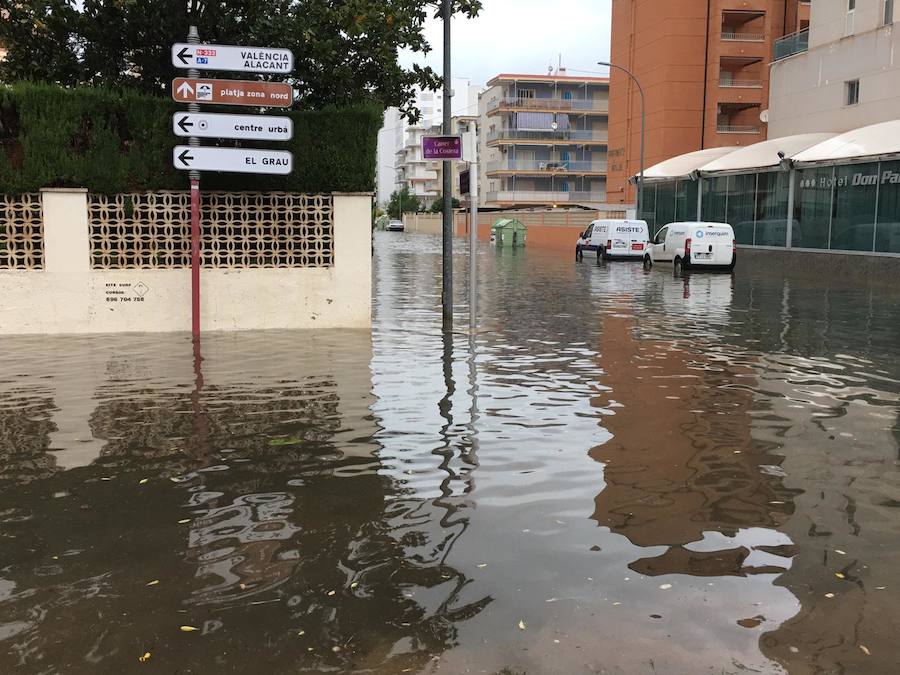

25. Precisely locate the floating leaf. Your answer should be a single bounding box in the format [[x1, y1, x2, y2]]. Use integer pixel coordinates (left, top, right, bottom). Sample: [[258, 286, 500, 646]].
[[350, 582, 358, 589], [517, 620, 526, 630], [659, 583, 673, 590], [179, 625, 199, 632], [178, 519, 191, 524], [860, 645, 871, 656], [139, 478, 149, 485], [138, 652, 151, 662], [327, 590, 336, 596], [331, 645, 341, 652], [268, 438, 301, 446], [146, 580, 160, 586], [297, 630, 305, 636], [477, 563, 488, 568], [835, 572, 846, 579], [825, 592, 835, 598], [835, 549, 847, 555]]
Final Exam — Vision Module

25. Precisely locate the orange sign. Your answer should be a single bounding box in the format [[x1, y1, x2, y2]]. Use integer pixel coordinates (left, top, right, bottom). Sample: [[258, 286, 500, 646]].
[[171, 78, 293, 108]]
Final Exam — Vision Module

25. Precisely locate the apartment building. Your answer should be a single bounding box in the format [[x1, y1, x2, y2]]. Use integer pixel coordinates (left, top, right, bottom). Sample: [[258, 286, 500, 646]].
[[376, 79, 479, 207], [606, 0, 810, 206], [478, 73, 610, 208], [769, 0, 899, 136]]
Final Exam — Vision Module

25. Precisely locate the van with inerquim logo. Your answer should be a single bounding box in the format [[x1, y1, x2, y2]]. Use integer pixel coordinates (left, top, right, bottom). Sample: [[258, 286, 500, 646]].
[[643, 222, 736, 273]]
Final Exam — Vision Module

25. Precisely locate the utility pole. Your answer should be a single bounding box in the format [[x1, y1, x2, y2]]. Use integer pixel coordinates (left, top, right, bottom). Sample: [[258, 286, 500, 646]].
[[188, 25, 201, 339], [441, 0, 453, 332], [469, 123, 478, 335]]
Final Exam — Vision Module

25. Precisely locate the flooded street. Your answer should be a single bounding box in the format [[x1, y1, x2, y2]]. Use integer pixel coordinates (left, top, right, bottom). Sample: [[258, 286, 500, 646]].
[[2, 232, 899, 674]]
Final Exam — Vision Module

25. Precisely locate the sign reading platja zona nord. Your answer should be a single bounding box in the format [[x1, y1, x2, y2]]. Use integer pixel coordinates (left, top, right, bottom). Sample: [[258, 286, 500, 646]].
[[172, 43, 294, 74]]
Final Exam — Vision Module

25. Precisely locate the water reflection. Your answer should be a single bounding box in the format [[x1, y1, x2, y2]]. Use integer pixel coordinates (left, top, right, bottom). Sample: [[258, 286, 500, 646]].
[[0, 235, 899, 673]]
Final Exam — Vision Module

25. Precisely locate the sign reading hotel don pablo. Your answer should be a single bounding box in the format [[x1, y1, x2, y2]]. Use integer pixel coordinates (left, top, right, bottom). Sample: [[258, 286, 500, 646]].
[[172, 78, 294, 108], [422, 135, 462, 160], [172, 43, 294, 74], [173, 146, 294, 175], [173, 112, 293, 142]]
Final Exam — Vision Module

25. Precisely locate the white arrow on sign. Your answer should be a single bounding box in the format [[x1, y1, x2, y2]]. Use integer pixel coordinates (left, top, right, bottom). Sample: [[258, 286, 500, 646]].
[[173, 146, 293, 175], [171, 43, 294, 74], [176, 80, 194, 98], [172, 112, 293, 141]]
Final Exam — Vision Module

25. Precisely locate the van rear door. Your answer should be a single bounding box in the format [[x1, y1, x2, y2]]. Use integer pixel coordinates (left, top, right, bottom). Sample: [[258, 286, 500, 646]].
[[613, 223, 648, 255], [689, 226, 733, 265]]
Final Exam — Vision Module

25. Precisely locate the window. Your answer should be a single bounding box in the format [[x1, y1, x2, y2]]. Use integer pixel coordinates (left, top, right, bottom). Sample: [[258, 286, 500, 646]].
[[846, 0, 856, 35], [846, 79, 860, 106], [848, 0, 856, 8], [885, 0, 894, 25], [563, 91, 573, 100], [654, 227, 668, 245]]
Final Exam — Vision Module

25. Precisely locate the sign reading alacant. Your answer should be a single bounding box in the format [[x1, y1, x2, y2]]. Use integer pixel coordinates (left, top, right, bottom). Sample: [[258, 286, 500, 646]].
[[173, 146, 294, 175], [172, 112, 293, 142], [172, 43, 294, 74]]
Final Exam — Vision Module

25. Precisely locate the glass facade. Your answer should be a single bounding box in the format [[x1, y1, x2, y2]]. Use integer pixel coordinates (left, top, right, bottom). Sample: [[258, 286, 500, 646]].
[[638, 159, 900, 255]]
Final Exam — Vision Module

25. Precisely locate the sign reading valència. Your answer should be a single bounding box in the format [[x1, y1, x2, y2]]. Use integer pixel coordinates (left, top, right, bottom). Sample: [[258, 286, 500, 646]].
[[171, 43, 294, 74], [800, 169, 900, 190]]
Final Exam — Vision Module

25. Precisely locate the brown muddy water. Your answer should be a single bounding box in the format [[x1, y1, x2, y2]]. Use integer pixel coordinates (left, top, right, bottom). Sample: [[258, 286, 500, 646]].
[[1, 232, 899, 674]]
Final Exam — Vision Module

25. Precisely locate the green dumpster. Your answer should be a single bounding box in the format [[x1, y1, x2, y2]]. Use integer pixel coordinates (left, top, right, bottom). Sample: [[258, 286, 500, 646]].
[[491, 219, 527, 248]]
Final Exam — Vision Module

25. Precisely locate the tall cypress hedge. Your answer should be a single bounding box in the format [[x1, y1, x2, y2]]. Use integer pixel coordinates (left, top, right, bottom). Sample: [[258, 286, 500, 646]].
[[0, 83, 382, 194]]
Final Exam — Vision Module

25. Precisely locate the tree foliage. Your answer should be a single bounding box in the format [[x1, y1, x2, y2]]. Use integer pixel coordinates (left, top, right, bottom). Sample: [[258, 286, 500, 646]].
[[386, 185, 421, 219], [429, 193, 460, 212], [0, 0, 482, 123]]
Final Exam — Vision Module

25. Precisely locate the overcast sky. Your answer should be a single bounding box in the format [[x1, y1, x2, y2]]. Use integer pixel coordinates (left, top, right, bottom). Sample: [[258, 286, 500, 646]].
[[399, 0, 613, 89]]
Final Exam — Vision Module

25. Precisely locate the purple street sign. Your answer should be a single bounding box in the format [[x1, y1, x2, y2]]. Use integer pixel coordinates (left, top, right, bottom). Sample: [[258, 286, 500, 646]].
[[422, 135, 462, 160]]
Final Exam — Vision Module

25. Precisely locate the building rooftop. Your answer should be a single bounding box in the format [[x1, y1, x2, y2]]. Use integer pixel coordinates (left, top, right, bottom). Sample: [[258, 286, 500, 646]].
[[487, 73, 610, 86]]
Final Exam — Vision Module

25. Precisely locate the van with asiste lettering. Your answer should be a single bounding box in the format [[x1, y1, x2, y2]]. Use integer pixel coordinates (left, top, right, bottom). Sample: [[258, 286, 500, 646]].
[[576, 219, 650, 262], [644, 222, 735, 273]]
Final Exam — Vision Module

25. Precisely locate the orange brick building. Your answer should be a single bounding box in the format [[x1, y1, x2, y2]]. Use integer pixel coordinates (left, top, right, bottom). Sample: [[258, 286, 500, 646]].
[[607, 0, 811, 205]]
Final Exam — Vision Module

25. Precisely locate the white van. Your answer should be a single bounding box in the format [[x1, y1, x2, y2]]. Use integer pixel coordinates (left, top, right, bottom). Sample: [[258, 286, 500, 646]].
[[644, 222, 735, 272], [576, 219, 650, 262]]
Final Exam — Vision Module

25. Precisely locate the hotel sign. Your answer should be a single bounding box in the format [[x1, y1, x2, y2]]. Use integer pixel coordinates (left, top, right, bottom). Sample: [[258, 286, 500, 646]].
[[800, 169, 900, 190]]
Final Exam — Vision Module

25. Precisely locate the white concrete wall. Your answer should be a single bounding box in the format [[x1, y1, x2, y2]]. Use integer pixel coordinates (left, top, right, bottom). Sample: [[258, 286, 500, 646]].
[[769, 21, 900, 137], [0, 189, 372, 335], [808, 0, 888, 48]]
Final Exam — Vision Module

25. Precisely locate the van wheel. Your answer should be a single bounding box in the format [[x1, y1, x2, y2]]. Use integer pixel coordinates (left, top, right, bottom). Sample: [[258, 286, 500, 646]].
[[643, 255, 653, 271]]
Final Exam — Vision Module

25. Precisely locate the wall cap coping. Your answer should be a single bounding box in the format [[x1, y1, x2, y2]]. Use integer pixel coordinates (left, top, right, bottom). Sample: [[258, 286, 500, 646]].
[[331, 191, 375, 197], [40, 187, 89, 194]]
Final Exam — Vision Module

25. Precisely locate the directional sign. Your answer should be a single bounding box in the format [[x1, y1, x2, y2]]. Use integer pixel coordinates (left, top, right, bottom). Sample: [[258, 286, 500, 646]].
[[172, 78, 293, 108], [172, 43, 294, 74], [173, 146, 293, 175], [172, 112, 293, 141]]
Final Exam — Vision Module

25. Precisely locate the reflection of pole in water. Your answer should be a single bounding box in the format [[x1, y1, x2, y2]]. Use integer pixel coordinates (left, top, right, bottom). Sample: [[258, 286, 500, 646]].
[[190, 336, 210, 457]]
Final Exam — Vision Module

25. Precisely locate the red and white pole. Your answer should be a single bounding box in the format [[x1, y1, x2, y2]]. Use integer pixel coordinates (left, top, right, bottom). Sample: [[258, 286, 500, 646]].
[[187, 25, 201, 338]]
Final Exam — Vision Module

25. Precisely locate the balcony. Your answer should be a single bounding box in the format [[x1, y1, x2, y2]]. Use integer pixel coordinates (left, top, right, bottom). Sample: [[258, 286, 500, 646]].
[[773, 28, 809, 61], [717, 125, 761, 134], [486, 129, 609, 146], [718, 78, 762, 88], [485, 159, 607, 175], [486, 96, 609, 115], [486, 190, 606, 205], [721, 32, 764, 41]]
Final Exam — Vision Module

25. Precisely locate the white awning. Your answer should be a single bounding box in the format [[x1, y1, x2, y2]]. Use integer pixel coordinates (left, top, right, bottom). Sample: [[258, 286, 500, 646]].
[[792, 120, 900, 163], [640, 147, 737, 181], [699, 133, 836, 173]]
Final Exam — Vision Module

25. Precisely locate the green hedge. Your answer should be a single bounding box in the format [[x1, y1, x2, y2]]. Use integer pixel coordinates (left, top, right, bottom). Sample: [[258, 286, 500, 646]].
[[0, 83, 381, 194]]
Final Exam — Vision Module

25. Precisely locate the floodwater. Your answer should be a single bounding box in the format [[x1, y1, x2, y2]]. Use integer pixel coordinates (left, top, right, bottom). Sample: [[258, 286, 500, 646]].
[[1, 233, 899, 674]]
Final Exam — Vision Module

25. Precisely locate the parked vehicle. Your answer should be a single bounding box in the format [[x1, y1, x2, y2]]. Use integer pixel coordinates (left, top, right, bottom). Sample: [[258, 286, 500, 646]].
[[575, 219, 650, 262], [386, 219, 405, 232], [643, 222, 735, 273]]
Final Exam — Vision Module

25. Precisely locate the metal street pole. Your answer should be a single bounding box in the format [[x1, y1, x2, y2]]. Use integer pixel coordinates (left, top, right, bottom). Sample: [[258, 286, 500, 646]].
[[469, 124, 478, 335], [599, 61, 645, 219], [188, 25, 201, 339], [441, 0, 453, 332]]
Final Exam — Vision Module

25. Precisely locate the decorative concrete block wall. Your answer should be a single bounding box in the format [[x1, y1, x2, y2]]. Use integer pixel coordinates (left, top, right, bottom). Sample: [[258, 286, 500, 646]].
[[0, 189, 372, 334]]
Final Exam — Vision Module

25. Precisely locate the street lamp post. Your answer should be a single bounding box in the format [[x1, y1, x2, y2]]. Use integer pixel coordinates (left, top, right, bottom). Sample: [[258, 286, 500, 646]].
[[599, 61, 645, 219]]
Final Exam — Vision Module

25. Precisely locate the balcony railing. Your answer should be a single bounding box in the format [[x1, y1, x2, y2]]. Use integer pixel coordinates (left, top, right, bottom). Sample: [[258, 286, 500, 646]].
[[774, 28, 809, 60], [486, 190, 605, 204], [486, 129, 609, 144], [485, 159, 608, 174], [487, 97, 609, 114], [717, 125, 761, 134], [719, 78, 763, 88], [721, 31, 765, 41]]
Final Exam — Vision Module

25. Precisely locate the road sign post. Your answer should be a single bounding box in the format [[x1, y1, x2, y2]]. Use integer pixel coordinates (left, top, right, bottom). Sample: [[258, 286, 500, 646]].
[[172, 29, 295, 340]]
